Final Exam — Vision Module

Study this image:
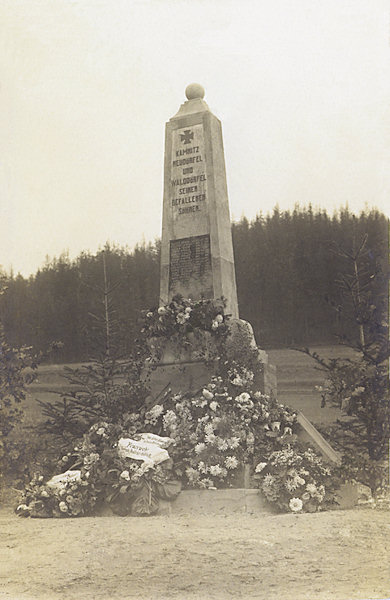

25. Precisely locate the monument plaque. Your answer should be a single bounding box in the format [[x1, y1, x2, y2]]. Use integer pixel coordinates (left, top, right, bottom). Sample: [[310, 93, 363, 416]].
[[169, 235, 213, 298]]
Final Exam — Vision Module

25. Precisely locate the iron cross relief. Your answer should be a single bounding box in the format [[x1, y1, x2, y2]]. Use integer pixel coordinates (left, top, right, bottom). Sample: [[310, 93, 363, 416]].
[[180, 129, 194, 144]]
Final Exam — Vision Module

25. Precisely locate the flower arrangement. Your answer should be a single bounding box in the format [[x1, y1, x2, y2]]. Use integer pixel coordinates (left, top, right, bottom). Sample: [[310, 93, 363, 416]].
[[142, 372, 309, 495], [142, 295, 228, 339], [17, 297, 339, 517], [254, 447, 339, 513], [140, 295, 230, 367], [16, 421, 181, 518]]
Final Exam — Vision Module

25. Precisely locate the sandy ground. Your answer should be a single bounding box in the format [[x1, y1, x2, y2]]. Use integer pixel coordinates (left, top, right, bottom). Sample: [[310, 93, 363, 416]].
[[0, 507, 389, 600]]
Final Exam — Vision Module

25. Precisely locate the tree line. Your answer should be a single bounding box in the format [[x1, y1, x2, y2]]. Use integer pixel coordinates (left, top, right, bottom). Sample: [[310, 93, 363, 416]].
[[0, 206, 387, 362]]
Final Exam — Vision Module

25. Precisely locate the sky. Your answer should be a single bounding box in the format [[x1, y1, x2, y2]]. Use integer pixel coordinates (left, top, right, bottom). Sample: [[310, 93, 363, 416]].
[[1, 0, 389, 277]]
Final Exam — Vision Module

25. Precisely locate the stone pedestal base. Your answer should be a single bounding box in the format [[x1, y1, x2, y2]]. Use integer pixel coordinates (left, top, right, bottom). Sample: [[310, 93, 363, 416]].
[[144, 318, 277, 405]]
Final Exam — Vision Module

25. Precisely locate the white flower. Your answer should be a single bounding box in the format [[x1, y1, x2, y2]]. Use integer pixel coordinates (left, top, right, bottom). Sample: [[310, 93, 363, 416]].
[[229, 437, 240, 449], [262, 474, 276, 488], [96, 427, 105, 436], [236, 392, 251, 404], [202, 389, 214, 400], [255, 462, 267, 473], [185, 467, 199, 482], [176, 312, 187, 324], [158, 306, 166, 315], [211, 320, 219, 330], [283, 427, 293, 436], [217, 439, 228, 451], [163, 410, 177, 429], [232, 376, 244, 386], [145, 404, 164, 422], [209, 401, 219, 412], [83, 452, 100, 467], [200, 478, 213, 489], [193, 398, 207, 408], [289, 497, 303, 512], [302, 492, 311, 501], [146, 311, 153, 318], [225, 456, 238, 469], [120, 470, 130, 481], [195, 443, 206, 454], [285, 479, 299, 492], [271, 421, 281, 432], [185, 307, 192, 314], [306, 483, 317, 496], [59, 501, 68, 513], [40, 490, 49, 498], [205, 432, 216, 444], [198, 461, 207, 473], [209, 465, 223, 476], [215, 314, 224, 323], [296, 477, 306, 486], [204, 423, 214, 435]]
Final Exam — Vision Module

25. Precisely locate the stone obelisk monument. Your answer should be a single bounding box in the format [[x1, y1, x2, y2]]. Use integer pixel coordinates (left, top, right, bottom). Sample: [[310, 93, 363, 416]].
[[150, 84, 276, 397], [160, 83, 238, 317]]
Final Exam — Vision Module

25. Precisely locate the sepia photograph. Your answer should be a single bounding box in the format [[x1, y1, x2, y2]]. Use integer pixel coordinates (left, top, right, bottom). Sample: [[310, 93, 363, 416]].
[[0, 1, 389, 599]]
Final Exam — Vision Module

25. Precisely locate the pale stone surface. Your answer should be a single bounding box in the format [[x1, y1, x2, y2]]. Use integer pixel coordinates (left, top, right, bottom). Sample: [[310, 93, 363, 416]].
[[159, 489, 277, 515], [160, 85, 239, 318], [185, 82, 205, 100]]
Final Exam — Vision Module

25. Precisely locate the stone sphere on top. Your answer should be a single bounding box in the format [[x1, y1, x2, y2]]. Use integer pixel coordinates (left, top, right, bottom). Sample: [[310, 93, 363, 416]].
[[185, 83, 205, 100]]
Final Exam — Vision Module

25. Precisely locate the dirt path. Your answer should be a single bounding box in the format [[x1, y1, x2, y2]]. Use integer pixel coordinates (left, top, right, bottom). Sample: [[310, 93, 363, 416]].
[[0, 508, 389, 600]]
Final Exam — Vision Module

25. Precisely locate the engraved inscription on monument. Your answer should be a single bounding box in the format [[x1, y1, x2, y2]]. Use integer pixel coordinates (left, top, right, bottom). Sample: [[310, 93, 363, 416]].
[[169, 234, 213, 298], [171, 124, 208, 216]]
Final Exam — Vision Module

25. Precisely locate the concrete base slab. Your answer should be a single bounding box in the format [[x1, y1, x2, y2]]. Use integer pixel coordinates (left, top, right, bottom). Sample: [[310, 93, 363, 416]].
[[158, 489, 277, 516]]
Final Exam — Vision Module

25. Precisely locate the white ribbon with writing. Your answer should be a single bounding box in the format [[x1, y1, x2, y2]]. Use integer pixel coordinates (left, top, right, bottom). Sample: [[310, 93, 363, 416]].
[[137, 432, 173, 449], [46, 470, 81, 490], [118, 437, 170, 465]]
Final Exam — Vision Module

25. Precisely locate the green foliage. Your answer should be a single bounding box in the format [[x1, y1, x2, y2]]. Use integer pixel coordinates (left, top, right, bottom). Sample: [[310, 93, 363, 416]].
[[37, 253, 151, 445], [299, 232, 389, 496], [37, 355, 149, 444], [0, 208, 387, 359], [0, 321, 39, 486]]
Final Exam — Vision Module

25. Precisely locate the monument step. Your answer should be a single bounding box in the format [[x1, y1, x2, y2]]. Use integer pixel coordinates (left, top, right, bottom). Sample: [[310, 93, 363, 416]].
[[157, 484, 363, 516], [158, 489, 277, 516]]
